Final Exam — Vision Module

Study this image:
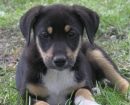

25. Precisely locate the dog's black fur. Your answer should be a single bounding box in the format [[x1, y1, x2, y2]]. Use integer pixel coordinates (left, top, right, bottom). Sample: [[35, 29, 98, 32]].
[[16, 4, 126, 105]]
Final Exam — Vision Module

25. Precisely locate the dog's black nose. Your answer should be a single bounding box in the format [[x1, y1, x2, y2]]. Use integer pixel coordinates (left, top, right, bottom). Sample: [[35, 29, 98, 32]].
[[53, 55, 66, 67]]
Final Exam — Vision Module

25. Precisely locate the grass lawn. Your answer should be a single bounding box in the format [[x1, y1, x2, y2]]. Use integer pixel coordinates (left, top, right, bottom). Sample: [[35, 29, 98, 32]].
[[0, 0, 130, 105]]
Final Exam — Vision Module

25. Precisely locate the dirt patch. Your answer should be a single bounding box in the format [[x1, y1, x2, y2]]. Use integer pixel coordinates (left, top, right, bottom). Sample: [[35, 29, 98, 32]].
[[0, 28, 24, 69]]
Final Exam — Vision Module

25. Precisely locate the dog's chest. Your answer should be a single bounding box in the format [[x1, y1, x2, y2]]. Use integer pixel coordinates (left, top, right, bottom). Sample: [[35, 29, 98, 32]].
[[43, 69, 77, 104]]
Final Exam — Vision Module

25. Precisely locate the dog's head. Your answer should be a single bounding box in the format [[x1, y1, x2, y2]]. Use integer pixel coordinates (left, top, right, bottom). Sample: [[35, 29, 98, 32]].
[[20, 4, 99, 70]]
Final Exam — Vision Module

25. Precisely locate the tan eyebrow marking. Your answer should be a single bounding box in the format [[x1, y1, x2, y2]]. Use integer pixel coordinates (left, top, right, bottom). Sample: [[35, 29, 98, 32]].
[[64, 25, 71, 32], [47, 26, 53, 34]]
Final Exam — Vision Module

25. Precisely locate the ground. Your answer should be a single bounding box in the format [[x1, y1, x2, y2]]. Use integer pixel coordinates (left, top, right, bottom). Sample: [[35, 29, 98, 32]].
[[0, 0, 130, 105]]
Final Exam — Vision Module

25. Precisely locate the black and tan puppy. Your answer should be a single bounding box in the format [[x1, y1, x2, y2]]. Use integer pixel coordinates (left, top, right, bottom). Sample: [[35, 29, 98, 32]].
[[16, 4, 129, 105]]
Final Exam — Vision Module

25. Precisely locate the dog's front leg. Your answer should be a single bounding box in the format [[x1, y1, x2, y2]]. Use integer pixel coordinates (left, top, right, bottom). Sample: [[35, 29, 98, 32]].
[[34, 101, 49, 105], [74, 88, 100, 105]]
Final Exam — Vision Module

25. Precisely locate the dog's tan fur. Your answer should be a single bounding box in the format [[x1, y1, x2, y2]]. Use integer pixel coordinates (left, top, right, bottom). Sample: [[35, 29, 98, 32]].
[[87, 49, 129, 94], [64, 25, 71, 32], [66, 36, 82, 62], [47, 26, 53, 34], [75, 88, 95, 101], [36, 37, 53, 62], [34, 101, 49, 105], [27, 84, 48, 97]]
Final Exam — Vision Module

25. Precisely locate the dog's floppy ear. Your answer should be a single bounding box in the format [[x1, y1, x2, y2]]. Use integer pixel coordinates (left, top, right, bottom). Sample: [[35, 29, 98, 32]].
[[20, 5, 44, 45], [73, 5, 99, 44]]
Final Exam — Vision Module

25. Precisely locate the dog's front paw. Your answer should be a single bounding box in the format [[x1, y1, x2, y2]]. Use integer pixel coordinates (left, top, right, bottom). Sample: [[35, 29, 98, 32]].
[[74, 96, 100, 105], [34, 101, 49, 105]]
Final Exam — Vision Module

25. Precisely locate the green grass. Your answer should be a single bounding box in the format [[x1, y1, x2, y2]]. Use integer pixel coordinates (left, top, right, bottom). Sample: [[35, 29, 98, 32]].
[[0, 0, 130, 105], [0, 0, 130, 32], [95, 86, 130, 105], [0, 68, 18, 105]]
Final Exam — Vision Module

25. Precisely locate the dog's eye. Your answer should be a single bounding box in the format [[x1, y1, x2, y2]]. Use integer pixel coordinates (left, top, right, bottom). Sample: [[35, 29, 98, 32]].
[[68, 32, 76, 38], [39, 32, 50, 39]]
